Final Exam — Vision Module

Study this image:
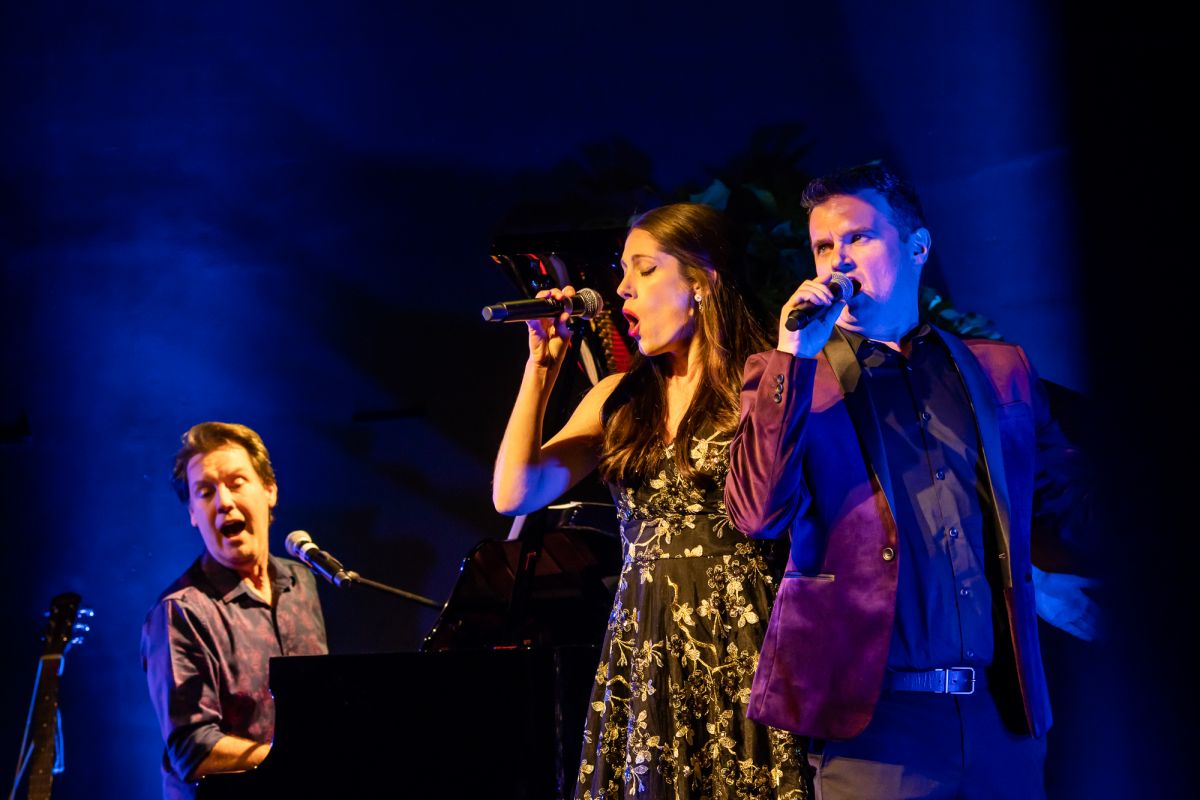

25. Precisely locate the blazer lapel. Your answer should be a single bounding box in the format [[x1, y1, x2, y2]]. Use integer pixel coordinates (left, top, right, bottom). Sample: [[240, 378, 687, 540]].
[[937, 329, 1015, 588], [824, 327, 898, 525]]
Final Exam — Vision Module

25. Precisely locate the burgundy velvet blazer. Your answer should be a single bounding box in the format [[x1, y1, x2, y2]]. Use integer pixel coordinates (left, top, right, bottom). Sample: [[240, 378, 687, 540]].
[[726, 327, 1081, 741]]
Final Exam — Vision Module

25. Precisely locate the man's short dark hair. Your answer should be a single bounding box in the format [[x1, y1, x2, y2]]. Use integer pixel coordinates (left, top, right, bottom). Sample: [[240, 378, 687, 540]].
[[801, 161, 927, 238]]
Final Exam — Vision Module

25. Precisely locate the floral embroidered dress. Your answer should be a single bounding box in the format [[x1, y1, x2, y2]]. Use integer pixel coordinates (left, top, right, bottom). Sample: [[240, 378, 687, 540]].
[[576, 432, 807, 799]]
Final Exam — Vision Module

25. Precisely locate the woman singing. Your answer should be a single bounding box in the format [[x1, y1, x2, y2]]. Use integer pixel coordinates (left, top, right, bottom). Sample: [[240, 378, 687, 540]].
[[493, 203, 807, 799]]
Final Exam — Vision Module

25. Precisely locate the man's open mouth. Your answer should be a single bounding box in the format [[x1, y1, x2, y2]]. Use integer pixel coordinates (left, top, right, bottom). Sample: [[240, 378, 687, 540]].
[[220, 520, 247, 536]]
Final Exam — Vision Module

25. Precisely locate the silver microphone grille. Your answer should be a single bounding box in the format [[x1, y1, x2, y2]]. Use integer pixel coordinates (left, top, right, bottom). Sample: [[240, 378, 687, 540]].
[[828, 272, 854, 298], [575, 288, 604, 319], [285, 530, 313, 558]]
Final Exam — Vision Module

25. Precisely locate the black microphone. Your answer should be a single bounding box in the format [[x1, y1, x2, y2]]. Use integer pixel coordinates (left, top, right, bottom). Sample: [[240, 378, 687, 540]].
[[481, 287, 604, 322], [785, 273, 861, 332], [285, 530, 352, 588]]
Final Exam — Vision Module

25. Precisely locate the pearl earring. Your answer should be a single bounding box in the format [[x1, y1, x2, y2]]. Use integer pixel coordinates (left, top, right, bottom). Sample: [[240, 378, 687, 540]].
[[694, 292, 703, 305]]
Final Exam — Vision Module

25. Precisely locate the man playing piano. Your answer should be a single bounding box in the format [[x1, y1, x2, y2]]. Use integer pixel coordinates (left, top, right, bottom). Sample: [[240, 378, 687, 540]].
[[140, 422, 328, 800]]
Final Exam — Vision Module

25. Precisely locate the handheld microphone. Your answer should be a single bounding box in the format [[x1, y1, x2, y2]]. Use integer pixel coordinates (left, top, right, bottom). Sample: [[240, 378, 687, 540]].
[[481, 288, 604, 322], [285, 530, 352, 588], [785, 273, 861, 332]]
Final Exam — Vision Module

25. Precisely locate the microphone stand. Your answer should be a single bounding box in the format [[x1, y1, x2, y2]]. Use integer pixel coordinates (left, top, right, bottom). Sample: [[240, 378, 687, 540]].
[[337, 570, 442, 609]]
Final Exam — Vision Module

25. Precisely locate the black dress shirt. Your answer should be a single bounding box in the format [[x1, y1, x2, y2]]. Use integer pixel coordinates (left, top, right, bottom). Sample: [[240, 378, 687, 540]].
[[841, 325, 997, 671]]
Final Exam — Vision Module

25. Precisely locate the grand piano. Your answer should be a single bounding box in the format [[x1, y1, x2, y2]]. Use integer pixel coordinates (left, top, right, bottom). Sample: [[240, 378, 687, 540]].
[[197, 232, 630, 799]]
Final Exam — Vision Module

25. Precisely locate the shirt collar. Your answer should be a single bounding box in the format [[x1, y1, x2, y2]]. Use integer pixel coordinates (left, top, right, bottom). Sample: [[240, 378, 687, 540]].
[[198, 552, 296, 605], [839, 322, 933, 362]]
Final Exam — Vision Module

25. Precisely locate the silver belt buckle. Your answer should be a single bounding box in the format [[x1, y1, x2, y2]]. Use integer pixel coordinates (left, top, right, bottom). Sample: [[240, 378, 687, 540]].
[[946, 666, 975, 695]]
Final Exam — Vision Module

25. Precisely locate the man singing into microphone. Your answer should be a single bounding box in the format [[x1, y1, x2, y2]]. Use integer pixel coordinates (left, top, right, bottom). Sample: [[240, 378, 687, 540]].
[[141, 422, 327, 799], [726, 162, 1092, 798]]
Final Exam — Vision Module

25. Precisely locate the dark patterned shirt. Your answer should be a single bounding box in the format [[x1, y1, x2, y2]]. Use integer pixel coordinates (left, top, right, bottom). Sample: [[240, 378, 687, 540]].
[[141, 552, 327, 800]]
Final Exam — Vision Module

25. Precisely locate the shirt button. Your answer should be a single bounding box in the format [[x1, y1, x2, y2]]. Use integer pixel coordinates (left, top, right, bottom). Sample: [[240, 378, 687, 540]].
[[948, 526, 959, 538], [960, 587, 970, 596], [775, 374, 785, 384], [935, 469, 945, 480], [921, 411, 931, 422], [881, 547, 896, 561], [966, 649, 975, 659], [905, 363, 913, 372]]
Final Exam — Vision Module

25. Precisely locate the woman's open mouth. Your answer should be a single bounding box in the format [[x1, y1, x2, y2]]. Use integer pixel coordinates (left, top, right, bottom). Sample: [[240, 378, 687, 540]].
[[623, 310, 640, 338]]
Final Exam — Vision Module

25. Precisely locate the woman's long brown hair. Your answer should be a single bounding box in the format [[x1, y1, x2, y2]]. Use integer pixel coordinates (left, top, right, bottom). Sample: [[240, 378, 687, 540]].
[[598, 203, 771, 488]]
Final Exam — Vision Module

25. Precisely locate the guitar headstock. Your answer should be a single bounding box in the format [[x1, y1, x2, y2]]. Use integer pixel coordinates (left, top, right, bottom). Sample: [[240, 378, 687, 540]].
[[43, 592, 93, 658]]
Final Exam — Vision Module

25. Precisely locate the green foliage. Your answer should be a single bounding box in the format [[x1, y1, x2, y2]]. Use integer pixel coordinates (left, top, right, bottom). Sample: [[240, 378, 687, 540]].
[[920, 287, 1004, 340]]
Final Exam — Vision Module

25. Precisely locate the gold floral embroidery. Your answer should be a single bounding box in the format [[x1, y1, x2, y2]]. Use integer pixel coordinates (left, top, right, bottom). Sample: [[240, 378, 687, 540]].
[[576, 434, 806, 799]]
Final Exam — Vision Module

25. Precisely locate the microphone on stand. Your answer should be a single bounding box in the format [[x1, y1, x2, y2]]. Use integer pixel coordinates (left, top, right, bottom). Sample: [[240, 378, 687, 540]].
[[284, 530, 442, 608], [286, 530, 352, 588], [481, 288, 604, 322], [785, 273, 861, 332]]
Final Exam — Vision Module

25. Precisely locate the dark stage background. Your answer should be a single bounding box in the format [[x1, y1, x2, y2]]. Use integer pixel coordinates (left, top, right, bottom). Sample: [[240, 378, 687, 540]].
[[0, 1, 1185, 798]]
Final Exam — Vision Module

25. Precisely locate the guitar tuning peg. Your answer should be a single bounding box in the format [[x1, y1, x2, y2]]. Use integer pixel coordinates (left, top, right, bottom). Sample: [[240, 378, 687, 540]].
[[79, 608, 95, 618], [73, 623, 91, 633], [70, 636, 85, 646]]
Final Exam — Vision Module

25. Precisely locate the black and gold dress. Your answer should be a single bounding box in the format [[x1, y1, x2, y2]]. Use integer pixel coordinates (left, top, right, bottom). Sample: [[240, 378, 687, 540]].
[[575, 432, 807, 799]]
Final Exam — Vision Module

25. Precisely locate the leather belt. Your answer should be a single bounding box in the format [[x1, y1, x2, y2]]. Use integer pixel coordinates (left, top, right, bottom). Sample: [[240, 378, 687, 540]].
[[885, 667, 977, 695]]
